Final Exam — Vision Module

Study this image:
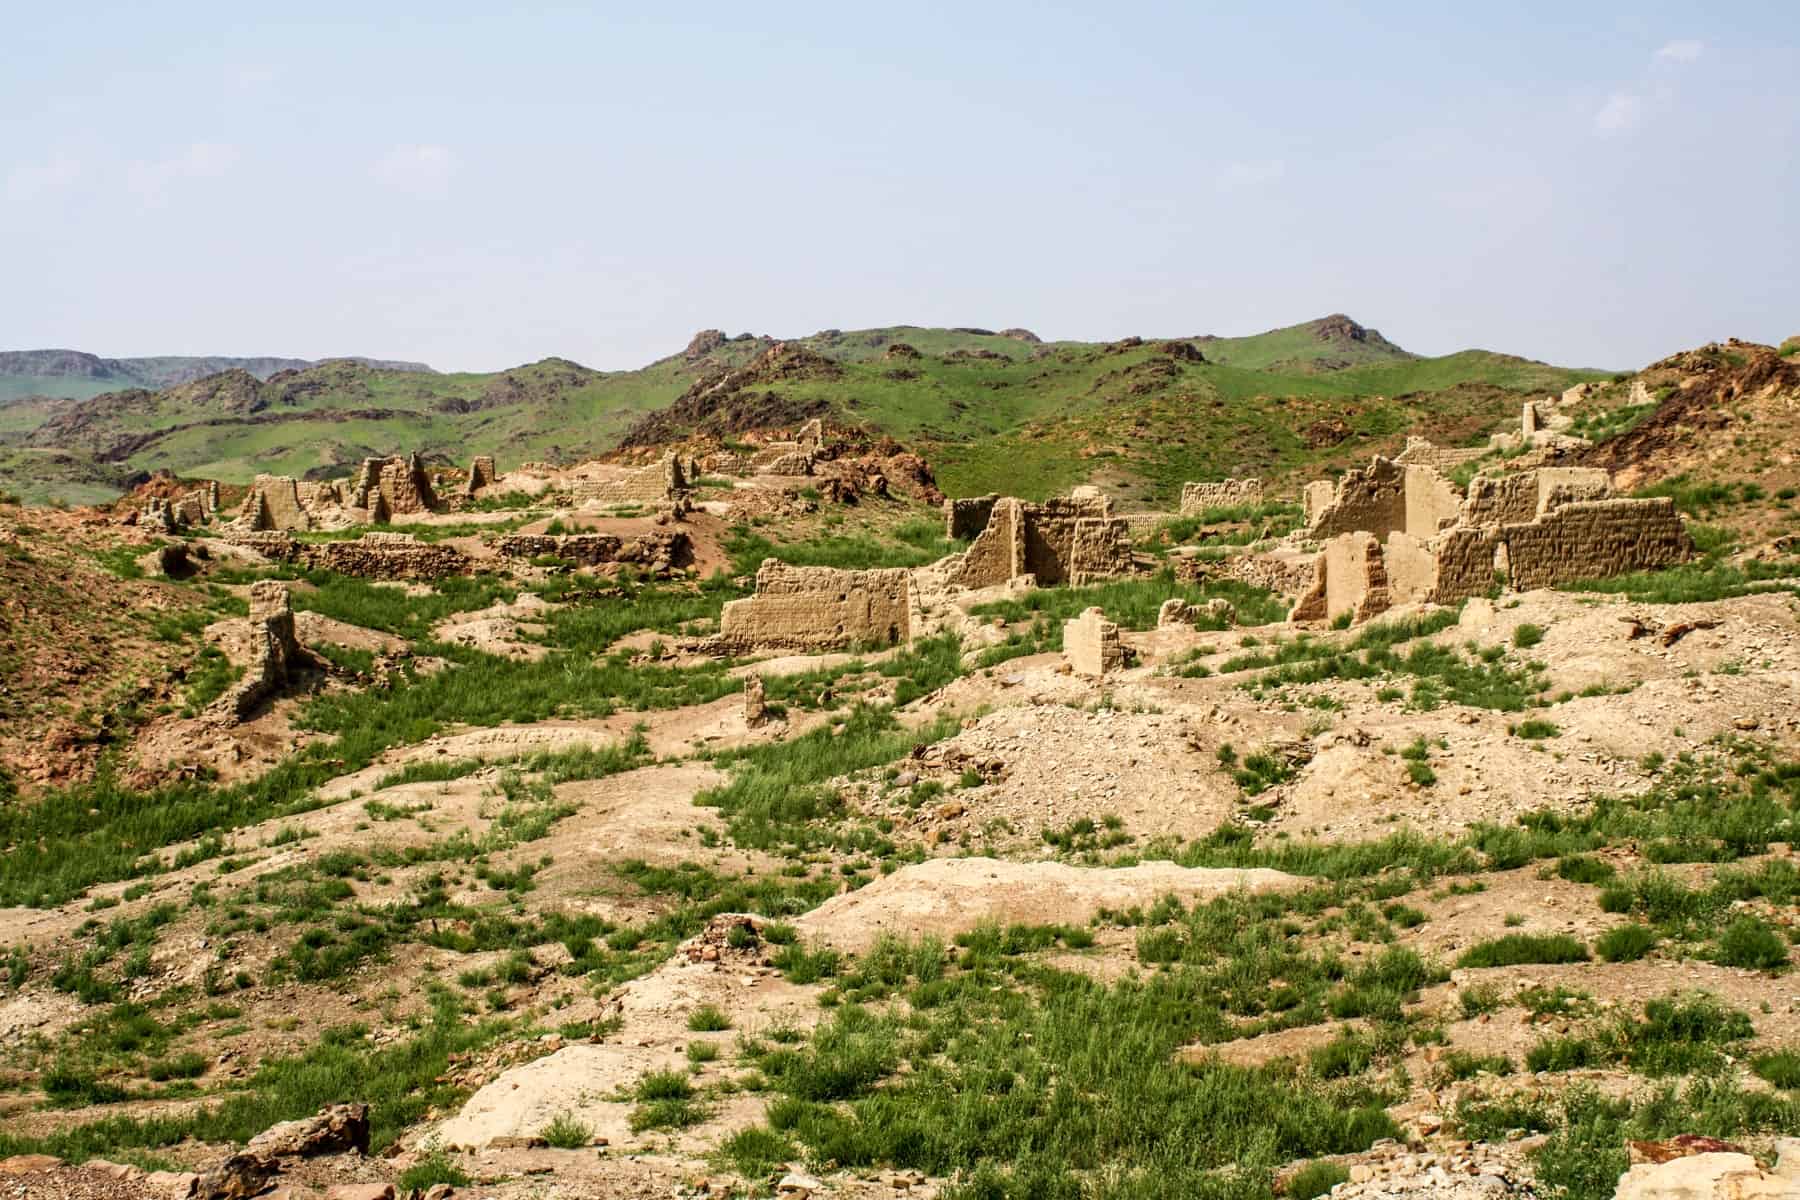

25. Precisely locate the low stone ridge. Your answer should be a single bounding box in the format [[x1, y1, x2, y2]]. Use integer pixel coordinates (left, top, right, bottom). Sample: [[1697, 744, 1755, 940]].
[[494, 531, 688, 574], [1179, 477, 1263, 515], [309, 533, 473, 581]]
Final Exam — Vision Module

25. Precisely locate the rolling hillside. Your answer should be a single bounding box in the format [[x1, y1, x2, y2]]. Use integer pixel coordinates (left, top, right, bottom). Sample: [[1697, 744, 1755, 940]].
[[0, 349, 432, 406], [0, 316, 1606, 505]]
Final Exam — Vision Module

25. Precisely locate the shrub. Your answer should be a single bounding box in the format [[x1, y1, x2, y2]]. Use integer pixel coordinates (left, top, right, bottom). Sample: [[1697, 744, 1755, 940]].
[[1753, 1050, 1800, 1089], [1456, 934, 1589, 969], [1512, 624, 1546, 649], [1511, 719, 1560, 741], [687, 1004, 731, 1032], [398, 1146, 470, 1193], [1286, 1161, 1350, 1198], [1596, 924, 1658, 963], [539, 1112, 592, 1148], [1715, 917, 1789, 970]]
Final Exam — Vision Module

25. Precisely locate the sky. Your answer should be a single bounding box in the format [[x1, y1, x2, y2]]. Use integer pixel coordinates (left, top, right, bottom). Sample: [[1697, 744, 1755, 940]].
[[3, 2, 1796, 373]]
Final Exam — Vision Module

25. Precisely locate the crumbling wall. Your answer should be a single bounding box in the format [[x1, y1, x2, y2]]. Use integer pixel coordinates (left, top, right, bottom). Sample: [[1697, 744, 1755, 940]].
[[573, 454, 687, 507], [1501, 498, 1692, 590], [1394, 437, 1487, 471], [494, 531, 689, 574], [310, 532, 472, 581], [714, 561, 911, 651], [1306, 457, 1461, 542], [239, 475, 311, 531], [1288, 532, 1392, 624], [1419, 527, 1502, 606], [947, 496, 1132, 589], [224, 531, 305, 563], [1302, 480, 1337, 527], [464, 456, 496, 496], [1461, 468, 1612, 527], [944, 495, 1001, 541], [1069, 518, 1134, 584], [1063, 607, 1125, 677], [212, 581, 302, 721], [1179, 478, 1263, 515]]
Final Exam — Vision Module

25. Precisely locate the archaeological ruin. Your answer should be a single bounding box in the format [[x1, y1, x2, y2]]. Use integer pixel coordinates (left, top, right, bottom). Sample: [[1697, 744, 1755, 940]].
[[1180, 477, 1263, 515], [946, 495, 1135, 589], [712, 561, 912, 653]]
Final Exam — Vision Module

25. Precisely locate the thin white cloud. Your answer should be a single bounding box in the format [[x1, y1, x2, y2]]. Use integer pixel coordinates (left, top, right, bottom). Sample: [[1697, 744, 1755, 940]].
[[229, 63, 280, 89], [1654, 39, 1704, 63], [5, 153, 81, 202], [372, 144, 457, 189], [1217, 160, 1285, 190], [1593, 91, 1643, 136], [127, 141, 238, 203]]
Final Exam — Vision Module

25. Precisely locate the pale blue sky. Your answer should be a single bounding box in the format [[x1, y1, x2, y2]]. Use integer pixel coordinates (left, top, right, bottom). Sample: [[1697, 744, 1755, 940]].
[[4, 2, 1795, 372]]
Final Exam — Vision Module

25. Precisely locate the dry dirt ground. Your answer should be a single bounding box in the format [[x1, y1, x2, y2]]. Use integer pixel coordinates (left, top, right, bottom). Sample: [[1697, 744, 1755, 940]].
[[3, 473, 1799, 1199]]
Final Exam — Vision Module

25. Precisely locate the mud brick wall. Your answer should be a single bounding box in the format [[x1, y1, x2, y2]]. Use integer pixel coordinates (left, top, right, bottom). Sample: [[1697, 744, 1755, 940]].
[[1069, 518, 1134, 584], [944, 495, 1001, 540], [1394, 437, 1488, 471], [1403, 466, 1463, 539], [213, 581, 300, 721], [716, 562, 911, 651], [1289, 532, 1392, 624], [1462, 468, 1611, 527], [1501, 498, 1692, 591], [464, 456, 496, 495], [225, 531, 304, 562], [240, 475, 311, 531], [1306, 457, 1460, 542], [1179, 478, 1264, 516], [950, 498, 1026, 587], [1420, 526, 1503, 606], [573, 455, 686, 506], [1063, 607, 1125, 677]]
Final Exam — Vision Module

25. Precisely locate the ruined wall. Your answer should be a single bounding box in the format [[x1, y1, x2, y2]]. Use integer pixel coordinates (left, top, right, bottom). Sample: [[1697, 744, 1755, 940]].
[[239, 475, 311, 531], [376, 455, 437, 515], [715, 561, 911, 651], [1069, 518, 1134, 584], [1306, 457, 1460, 542], [573, 454, 686, 507], [1302, 480, 1337, 527], [494, 531, 689, 574], [1289, 532, 1392, 625], [1179, 478, 1264, 515], [950, 498, 1026, 588], [1421, 527, 1503, 606], [1020, 497, 1113, 586], [309, 532, 472, 581], [1501, 498, 1692, 591], [1403, 465, 1464, 540], [224, 531, 305, 563], [947, 496, 1132, 589], [464, 456, 496, 496], [212, 581, 301, 721], [1394, 437, 1488, 471], [944, 495, 1001, 540], [1461, 468, 1612, 527], [1063, 607, 1126, 677]]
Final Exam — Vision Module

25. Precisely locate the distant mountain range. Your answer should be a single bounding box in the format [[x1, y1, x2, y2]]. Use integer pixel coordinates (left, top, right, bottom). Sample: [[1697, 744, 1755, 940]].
[[0, 350, 433, 405], [0, 316, 1605, 506]]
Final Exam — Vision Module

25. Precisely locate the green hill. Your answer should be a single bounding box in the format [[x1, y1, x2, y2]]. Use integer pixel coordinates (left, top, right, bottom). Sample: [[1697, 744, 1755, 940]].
[[0, 349, 432, 407], [0, 316, 1605, 505]]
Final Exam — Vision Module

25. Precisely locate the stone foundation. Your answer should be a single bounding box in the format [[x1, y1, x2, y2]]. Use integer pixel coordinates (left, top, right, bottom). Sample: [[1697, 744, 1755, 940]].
[[572, 454, 688, 507], [494, 531, 689, 575], [309, 532, 472, 581]]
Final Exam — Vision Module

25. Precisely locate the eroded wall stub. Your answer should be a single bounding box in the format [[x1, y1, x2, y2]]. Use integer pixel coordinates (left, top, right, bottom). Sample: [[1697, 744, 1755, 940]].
[[573, 454, 688, 507], [1288, 532, 1392, 625], [464, 456, 497, 496], [239, 475, 312, 531], [211, 580, 303, 722], [1305, 457, 1460, 543], [1460, 468, 1612, 527], [1063, 606, 1126, 677]]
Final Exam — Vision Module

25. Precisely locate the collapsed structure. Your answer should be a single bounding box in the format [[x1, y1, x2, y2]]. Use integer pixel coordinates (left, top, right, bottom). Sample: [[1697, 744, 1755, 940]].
[[1290, 456, 1692, 625], [1180, 478, 1263, 515], [234, 455, 441, 531], [211, 581, 308, 721], [945, 495, 1134, 589], [569, 453, 689, 508]]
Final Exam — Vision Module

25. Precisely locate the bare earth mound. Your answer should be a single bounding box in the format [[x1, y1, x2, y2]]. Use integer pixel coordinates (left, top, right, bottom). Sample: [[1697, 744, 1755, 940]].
[[795, 857, 1303, 952]]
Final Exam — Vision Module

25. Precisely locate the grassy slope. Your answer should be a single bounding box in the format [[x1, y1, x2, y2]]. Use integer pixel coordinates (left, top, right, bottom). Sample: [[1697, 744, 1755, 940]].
[[6, 318, 1604, 504]]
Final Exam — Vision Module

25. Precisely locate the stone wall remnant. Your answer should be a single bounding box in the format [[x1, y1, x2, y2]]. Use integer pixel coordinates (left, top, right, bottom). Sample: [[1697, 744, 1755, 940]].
[[713, 561, 911, 652], [309, 532, 472, 581], [1179, 478, 1264, 515], [494, 531, 689, 575], [239, 474, 312, 531], [1501, 497, 1692, 591], [1460, 467, 1612, 527], [351, 454, 438, 516], [1288, 532, 1392, 625], [1304, 457, 1463, 543], [1063, 607, 1126, 677], [743, 677, 768, 727]]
